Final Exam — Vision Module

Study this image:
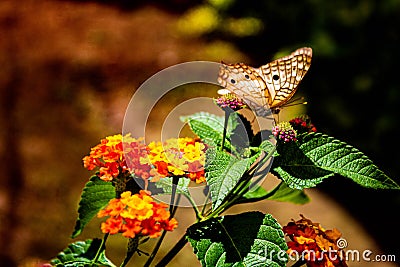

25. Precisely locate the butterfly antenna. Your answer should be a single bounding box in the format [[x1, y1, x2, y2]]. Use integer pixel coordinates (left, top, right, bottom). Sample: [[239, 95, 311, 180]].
[[283, 96, 307, 108]]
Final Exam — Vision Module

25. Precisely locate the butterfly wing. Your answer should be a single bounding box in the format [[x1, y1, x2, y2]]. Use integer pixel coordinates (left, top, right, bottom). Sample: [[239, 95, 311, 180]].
[[217, 62, 272, 117], [256, 47, 312, 108]]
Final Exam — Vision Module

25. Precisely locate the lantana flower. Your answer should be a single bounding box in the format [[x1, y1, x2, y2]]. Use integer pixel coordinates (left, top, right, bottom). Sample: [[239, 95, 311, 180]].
[[283, 215, 348, 267], [98, 190, 178, 238], [143, 138, 206, 183], [290, 115, 317, 134], [82, 134, 152, 182], [272, 121, 297, 143], [83, 135, 206, 185], [215, 93, 247, 111]]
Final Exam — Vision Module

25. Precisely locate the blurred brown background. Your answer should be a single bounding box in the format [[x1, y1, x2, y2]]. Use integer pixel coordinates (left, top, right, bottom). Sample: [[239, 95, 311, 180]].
[[0, 0, 399, 266]]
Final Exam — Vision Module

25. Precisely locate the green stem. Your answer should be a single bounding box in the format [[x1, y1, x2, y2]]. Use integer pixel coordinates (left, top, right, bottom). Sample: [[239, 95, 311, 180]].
[[120, 237, 140, 267], [144, 230, 167, 267], [144, 176, 180, 267], [200, 189, 211, 216], [183, 192, 202, 220], [203, 176, 248, 219], [169, 176, 180, 213], [204, 147, 276, 219], [203, 184, 244, 219], [247, 145, 276, 175], [92, 233, 109, 266], [169, 177, 203, 220], [158, 177, 201, 219], [203, 166, 253, 218], [171, 193, 181, 218], [221, 110, 231, 151], [155, 234, 188, 267], [206, 167, 262, 218]]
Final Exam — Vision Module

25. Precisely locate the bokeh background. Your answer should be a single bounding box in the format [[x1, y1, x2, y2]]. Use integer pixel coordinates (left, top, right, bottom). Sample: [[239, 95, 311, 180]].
[[0, 0, 399, 266]]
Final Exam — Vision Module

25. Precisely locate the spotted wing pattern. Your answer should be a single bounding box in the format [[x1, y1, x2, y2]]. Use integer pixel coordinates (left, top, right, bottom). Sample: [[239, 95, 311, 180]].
[[217, 62, 270, 117], [257, 47, 312, 108], [217, 47, 312, 116]]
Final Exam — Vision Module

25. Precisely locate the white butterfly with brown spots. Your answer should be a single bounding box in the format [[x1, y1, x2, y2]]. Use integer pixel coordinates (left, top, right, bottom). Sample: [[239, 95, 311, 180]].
[[217, 47, 312, 116]]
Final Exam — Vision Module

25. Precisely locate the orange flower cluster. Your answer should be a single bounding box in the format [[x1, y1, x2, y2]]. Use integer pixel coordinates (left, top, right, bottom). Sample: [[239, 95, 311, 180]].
[[283, 215, 347, 267], [83, 134, 152, 182], [98, 190, 178, 238], [144, 137, 206, 183], [83, 135, 206, 184]]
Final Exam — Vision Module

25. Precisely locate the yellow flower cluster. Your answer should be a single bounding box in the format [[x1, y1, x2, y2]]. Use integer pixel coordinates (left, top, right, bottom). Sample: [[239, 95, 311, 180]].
[[84, 135, 207, 185], [144, 138, 206, 183]]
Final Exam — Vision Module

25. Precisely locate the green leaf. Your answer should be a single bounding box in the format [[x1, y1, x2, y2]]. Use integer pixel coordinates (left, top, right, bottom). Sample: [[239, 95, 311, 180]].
[[51, 239, 116, 267], [71, 176, 115, 238], [205, 148, 254, 209], [273, 132, 400, 190], [264, 182, 310, 204], [238, 186, 270, 203], [181, 112, 229, 148], [300, 133, 399, 189], [239, 182, 310, 205], [272, 140, 334, 189], [273, 165, 333, 189], [187, 212, 288, 267], [181, 112, 239, 149], [259, 139, 276, 155]]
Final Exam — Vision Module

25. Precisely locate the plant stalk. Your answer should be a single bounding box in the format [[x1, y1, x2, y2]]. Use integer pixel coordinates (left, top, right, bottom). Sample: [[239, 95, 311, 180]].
[[155, 233, 188, 267], [92, 233, 109, 266], [205, 146, 276, 219], [120, 237, 140, 267], [221, 110, 231, 150], [144, 176, 180, 267], [143, 230, 168, 267]]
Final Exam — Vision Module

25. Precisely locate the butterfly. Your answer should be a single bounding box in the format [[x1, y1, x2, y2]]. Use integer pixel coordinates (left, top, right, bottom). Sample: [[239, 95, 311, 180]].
[[217, 47, 312, 117]]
